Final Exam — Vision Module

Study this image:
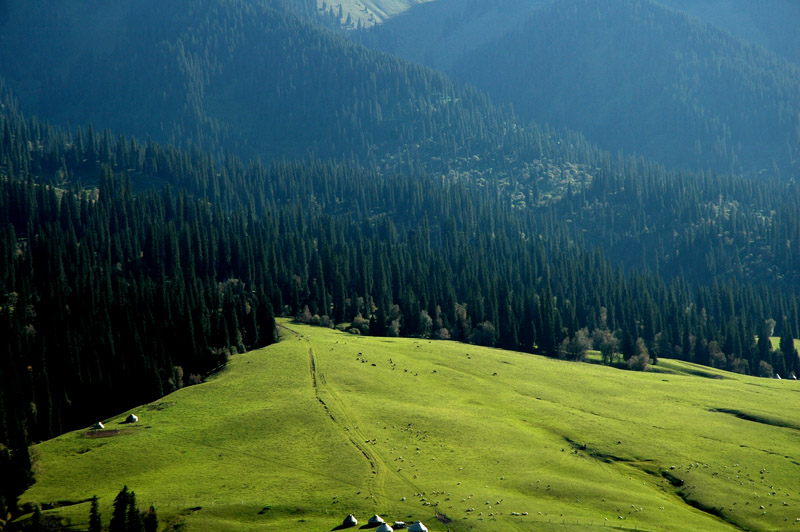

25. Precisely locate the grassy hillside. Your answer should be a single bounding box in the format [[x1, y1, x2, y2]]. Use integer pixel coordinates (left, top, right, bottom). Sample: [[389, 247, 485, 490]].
[[20, 321, 800, 531]]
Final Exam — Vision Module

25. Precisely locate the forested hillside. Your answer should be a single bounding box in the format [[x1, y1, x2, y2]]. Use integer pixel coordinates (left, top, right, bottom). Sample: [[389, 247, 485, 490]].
[[654, 0, 800, 65], [370, 0, 800, 176], [0, 0, 550, 174]]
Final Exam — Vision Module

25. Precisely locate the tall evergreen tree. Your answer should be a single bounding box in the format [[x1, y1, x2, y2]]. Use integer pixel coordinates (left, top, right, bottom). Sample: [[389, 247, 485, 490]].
[[143, 504, 158, 532], [109, 486, 129, 532], [89, 495, 102, 532], [127, 491, 142, 532]]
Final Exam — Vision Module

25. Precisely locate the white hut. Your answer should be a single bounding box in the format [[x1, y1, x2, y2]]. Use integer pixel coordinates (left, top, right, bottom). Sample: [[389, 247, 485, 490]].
[[125, 414, 139, 423], [368, 515, 385, 526], [376, 524, 393, 532], [92, 421, 105, 430], [407, 521, 427, 532], [341, 514, 358, 528], [392, 522, 407, 530]]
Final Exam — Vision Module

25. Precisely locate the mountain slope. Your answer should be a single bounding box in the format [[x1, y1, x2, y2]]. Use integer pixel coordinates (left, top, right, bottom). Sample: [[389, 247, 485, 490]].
[[0, 0, 549, 177], [356, 0, 552, 71], [21, 322, 800, 531], [448, 0, 800, 176], [654, 0, 800, 65]]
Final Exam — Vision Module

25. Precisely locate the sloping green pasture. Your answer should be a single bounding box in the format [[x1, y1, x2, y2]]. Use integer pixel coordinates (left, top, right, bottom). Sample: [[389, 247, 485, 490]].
[[21, 321, 800, 531]]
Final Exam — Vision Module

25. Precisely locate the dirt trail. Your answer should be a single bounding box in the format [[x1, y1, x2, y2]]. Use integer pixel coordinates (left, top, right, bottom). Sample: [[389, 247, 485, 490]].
[[308, 346, 387, 506], [279, 323, 425, 508]]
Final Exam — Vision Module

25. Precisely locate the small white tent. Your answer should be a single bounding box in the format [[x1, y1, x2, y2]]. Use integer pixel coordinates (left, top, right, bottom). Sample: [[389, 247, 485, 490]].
[[92, 422, 105, 430], [125, 414, 139, 423], [368, 515, 385, 526], [408, 521, 427, 532], [342, 514, 358, 528], [376, 524, 393, 532]]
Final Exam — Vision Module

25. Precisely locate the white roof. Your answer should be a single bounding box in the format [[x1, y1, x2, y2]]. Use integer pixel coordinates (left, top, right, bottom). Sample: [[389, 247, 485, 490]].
[[376, 524, 393, 532], [408, 521, 427, 532], [343, 514, 357, 526], [368, 515, 385, 525]]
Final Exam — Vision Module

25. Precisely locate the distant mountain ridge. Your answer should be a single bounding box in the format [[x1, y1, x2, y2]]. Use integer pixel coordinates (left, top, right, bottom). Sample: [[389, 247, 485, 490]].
[[0, 0, 552, 177], [356, 0, 552, 71], [654, 0, 800, 65], [447, 0, 800, 176], [359, 0, 800, 177]]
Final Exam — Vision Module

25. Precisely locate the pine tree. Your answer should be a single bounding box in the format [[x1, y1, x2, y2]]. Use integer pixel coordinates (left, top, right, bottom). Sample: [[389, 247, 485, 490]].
[[757, 320, 772, 367], [89, 495, 102, 532], [143, 504, 158, 532], [109, 486, 129, 532], [127, 490, 142, 532], [780, 319, 799, 378]]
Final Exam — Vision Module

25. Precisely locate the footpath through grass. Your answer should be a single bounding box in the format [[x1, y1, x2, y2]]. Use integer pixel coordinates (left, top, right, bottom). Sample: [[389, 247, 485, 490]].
[[21, 320, 800, 531]]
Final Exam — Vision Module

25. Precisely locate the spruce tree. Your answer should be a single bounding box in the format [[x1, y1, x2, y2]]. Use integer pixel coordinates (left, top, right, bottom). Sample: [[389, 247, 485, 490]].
[[780, 320, 799, 377], [109, 486, 129, 532], [143, 504, 158, 532], [127, 490, 142, 532], [89, 495, 102, 532]]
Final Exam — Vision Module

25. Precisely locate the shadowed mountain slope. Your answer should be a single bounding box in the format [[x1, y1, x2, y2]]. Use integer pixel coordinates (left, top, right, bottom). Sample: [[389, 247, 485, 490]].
[[448, 0, 800, 176]]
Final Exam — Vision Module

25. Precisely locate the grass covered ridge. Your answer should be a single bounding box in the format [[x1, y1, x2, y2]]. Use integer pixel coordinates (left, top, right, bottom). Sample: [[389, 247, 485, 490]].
[[21, 320, 800, 531]]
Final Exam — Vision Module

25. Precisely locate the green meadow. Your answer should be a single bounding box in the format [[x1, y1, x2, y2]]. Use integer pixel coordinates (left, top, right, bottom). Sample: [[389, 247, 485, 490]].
[[20, 320, 800, 531]]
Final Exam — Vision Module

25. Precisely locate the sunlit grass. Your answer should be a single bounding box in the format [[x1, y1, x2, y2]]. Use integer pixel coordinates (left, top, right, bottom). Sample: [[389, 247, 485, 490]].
[[22, 320, 800, 531]]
